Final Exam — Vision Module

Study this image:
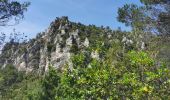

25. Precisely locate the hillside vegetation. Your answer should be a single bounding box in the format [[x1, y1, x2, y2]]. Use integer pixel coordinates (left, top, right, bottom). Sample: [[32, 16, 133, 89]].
[[0, 0, 170, 99]]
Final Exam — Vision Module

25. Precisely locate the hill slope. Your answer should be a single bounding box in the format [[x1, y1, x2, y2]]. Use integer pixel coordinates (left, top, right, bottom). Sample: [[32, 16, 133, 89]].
[[0, 16, 122, 74]]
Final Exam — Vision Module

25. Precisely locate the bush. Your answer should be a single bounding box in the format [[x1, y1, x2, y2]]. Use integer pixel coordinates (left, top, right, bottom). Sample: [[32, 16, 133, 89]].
[[42, 51, 170, 99]]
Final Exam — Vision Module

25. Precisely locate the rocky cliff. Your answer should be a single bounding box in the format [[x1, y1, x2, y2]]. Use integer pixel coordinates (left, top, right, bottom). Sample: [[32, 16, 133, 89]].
[[0, 16, 119, 74]]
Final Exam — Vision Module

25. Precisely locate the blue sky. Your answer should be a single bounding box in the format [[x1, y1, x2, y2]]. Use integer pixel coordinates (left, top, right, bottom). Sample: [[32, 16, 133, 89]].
[[0, 0, 141, 39]]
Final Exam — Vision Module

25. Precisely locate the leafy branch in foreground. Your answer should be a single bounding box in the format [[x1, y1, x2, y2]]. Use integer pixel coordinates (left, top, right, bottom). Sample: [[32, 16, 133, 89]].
[[0, 0, 30, 26], [41, 50, 170, 99]]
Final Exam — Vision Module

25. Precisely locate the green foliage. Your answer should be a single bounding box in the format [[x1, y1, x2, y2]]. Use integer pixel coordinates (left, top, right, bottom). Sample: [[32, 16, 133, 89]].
[[71, 53, 86, 68], [41, 66, 60, 100], [70, 42, 79, 54], [140, 0, 168, 5], [0, 1, 170, 99], [0, 0, 30, 26], [40, 50, 170, 99], [0, 65, 42, 100], [117, 4, 145, 29], [10, 74, 42, 100], [117, 0, 170, 35], [56, 58, 113, 99], [128, 51, 154, 66], [47, 43, 55, 53]]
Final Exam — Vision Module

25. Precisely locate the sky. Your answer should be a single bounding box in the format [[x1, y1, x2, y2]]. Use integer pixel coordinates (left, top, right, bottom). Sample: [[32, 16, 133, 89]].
[[0, 0, 141, 39]]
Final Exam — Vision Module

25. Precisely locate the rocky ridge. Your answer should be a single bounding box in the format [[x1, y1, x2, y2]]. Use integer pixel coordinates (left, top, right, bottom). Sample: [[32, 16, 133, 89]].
[[0, 16, 119, 74]]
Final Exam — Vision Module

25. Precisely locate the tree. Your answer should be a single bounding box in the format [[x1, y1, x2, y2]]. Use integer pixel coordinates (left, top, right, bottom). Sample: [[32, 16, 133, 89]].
[[117, 0, 170, 35], [0, 0, 30, 26], [41, 50, 170, 99], [0, 64, 25, 98], [117, 4, 146, 30], [41, 66, 60, 100], [0, 0, 30, 50]]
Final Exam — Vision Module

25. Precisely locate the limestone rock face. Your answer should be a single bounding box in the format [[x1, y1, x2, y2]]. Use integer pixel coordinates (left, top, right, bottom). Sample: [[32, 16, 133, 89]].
[[84, 38, 89, 47], [0, 16, 115, 74], [66, 36, 73, 46], [91, 50, 99, 60]]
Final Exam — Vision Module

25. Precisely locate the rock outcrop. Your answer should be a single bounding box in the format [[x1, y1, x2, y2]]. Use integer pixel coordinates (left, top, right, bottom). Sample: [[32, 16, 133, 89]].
[[0, 16, 116, 74]]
